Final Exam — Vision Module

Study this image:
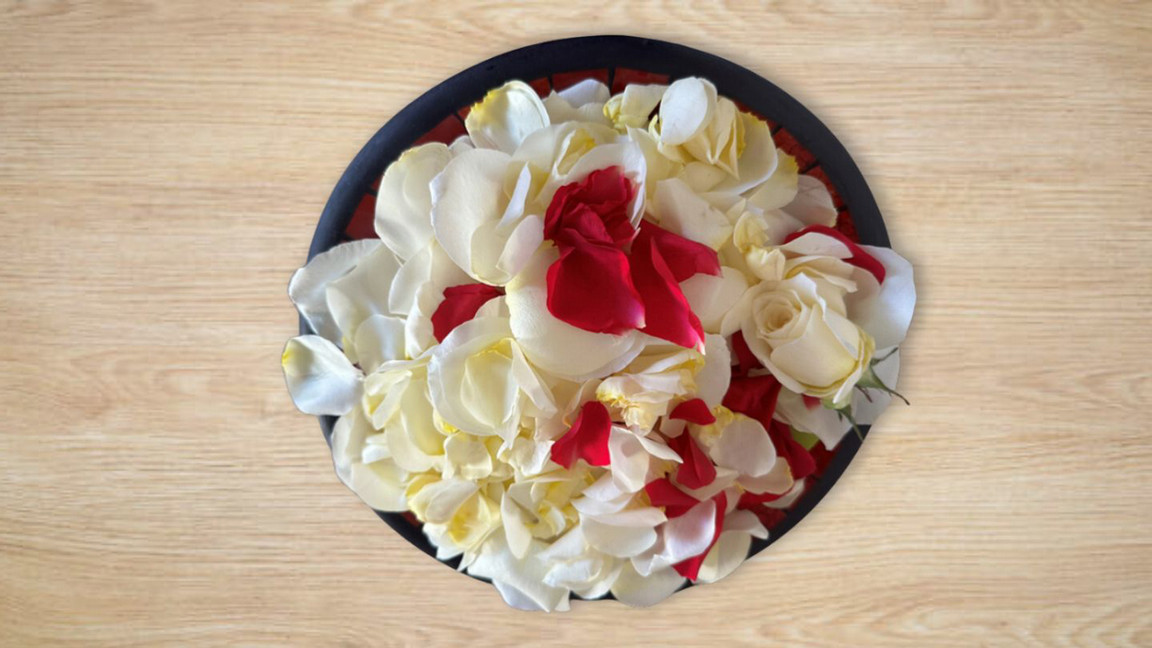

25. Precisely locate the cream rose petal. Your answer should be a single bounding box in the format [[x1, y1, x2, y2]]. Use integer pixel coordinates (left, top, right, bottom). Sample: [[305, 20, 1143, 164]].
[[288, 239, 381, 343], [745, 150, 799, 211], [352, 314, 406, 373], [465, 81, 550, 154], [681, 267, 750, 334], [430, 148, 516, 284], [657, 77, 716, 145], [650, 177, 733, 249], [610, 563, 686, 608], [707, 414, 777, 478], [605, 84, 667, 130], [782, 174, 838, 227], [325, 243, 402, 347], [281, 335, 361, 416], [375, 142, 453, 260], [847, 246, 916, 349], [581, 507, 666, 558]]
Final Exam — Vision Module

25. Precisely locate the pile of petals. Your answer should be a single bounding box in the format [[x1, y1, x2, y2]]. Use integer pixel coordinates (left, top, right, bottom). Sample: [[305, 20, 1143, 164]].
[[282, 77, 916, 611]]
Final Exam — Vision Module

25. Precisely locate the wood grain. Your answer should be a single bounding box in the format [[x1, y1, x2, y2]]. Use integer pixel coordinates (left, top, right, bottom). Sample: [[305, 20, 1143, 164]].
[[2, 1, 1150, 645]]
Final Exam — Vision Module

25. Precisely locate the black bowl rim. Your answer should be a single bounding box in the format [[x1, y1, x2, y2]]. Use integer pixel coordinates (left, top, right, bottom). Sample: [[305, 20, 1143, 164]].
[[301, 35, 883, 599]]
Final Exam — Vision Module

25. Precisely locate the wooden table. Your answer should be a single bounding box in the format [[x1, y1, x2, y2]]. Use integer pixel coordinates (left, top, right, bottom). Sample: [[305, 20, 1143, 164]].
[[3, 2, 1149, 645]]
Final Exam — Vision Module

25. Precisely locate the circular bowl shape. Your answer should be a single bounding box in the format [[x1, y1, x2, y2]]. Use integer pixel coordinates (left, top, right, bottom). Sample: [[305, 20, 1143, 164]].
[[303, 35, 889, 596]]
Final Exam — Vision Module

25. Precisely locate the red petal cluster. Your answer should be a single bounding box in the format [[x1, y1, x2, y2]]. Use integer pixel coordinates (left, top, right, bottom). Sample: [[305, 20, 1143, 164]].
[[431, 284, 505, 342], [783, 224, 886, 284], [549, 401, 613, 469], [543, 167, 720, 349]]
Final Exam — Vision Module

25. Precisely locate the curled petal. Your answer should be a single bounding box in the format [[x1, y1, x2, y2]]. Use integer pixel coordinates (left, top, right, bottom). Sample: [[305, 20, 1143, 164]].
[[281, 335, 361, 416], [644, 478, 700, 518], [782, 174, 838, 227], [669, 398, 715, 425], [631, 227, 707, 350], [611, 563, 686, 607], [375, 143, 453, 260], [289, 239, 381, 343], [784, 225, 886, 283], [431, 283, 505, 342], [672, 492, 727, 580], [666, 431, 716, 490], [550, 401, 613, 469], [657, 78, 716, 146], [465, 81, 550, 153], [325, 244, 401, 347], [707, 414, 777, 478], [847, 246, 916, 349]]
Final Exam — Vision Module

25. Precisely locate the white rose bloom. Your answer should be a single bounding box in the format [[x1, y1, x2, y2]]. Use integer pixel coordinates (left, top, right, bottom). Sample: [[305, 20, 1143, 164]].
[[735, 272, 875, 408]]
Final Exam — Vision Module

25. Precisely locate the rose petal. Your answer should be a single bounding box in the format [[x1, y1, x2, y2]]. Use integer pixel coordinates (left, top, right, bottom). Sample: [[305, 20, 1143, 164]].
[[657, 78, 715, 146], [847, 246, 916, 349], [669, 398, 715, 425], [281, 335, 361, 416], [352, 314, 406, 372], [431, 283, 505, 342], [464, 81, 550, 153], [672, 492, 726, 580], [644, 478, 700, 518], [325, 243, 401, 347], [680, 266, 750, 334], [708, 414, 777, 478], [507, 249, 646, 381], [375, 142, 453, 260], [550, 400, 613, 469], [546, 236, 645, 335], [666, 430, 716, 490], [289, 239, 381, 343], [610, 563, 685, 607], [631, 231, 705, 350]]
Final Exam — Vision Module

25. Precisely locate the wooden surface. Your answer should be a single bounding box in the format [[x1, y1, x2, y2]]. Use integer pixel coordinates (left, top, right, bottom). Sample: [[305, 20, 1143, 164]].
[[2, 2, 1150, 646]]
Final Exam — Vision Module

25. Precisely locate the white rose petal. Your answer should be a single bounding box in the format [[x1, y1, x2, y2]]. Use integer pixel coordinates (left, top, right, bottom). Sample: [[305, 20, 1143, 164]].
[[610, 562, 685, 608], [325, 243, 401, 349], [681, 267, 750, 334], [288, 239, 381, 343], [375, 142, 454, 260], [707, 413, 777, 478], [465, 81, 550, 153]]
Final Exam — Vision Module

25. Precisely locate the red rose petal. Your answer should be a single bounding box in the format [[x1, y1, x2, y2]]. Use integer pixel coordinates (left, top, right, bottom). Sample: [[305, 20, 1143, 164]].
[[430, 284, 505, 342], [666, 431, 717, 490], [722, 374, 783, 427], [673, 492, 727, 581], [644, 478, 701, 518], [738, 490, 784, 507], [546, 235, 645, 335], [545, 167, 636, 249], [637, 220, 721, 282], [742, 503, 787, 531], [769, 419, 816, 481], [669, 398, 716, 425], [802, 395, 822, 410], [729, 331, 763, 377], [630, 234, 705, 350], [550, 401, 613, 469], [783, 224, 885, 284]]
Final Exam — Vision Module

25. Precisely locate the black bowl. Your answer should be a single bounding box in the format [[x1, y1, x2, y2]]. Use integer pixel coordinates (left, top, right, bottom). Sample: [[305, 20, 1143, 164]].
[[302, 35, 887, 598]]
